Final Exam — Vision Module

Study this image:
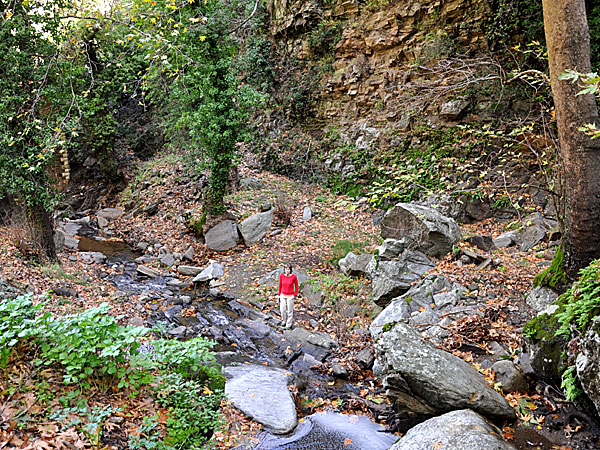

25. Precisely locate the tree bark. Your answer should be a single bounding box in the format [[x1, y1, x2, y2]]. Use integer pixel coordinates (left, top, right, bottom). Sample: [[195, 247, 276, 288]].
[[542, 0, 600, 277], [27, 204, 58, 262]]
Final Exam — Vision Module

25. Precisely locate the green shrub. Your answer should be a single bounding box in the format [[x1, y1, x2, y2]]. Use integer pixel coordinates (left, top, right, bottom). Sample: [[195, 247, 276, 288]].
[[328, 240, 368, 266]]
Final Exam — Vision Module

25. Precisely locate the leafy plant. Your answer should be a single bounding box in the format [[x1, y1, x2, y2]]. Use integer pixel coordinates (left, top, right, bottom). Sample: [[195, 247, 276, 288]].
[[327, 240, 368, 266], [51, 404, 120, 450]]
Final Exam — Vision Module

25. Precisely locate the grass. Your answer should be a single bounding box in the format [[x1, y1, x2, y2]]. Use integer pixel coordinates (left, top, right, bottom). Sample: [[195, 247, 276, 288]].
[[39, 264, 90, 285]]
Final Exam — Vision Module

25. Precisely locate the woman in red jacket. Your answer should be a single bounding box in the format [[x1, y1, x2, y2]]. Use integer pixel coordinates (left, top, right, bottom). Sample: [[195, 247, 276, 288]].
[[278, 264, 298, 329]]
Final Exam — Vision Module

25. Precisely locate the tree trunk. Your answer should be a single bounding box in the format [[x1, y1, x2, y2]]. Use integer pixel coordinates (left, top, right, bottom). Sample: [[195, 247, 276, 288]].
[[542, 0, 600, 277], [27, 204, 58, 262]]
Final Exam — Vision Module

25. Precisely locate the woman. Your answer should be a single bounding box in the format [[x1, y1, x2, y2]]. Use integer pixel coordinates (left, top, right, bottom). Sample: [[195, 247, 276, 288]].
[[278, 264, 299, 330]]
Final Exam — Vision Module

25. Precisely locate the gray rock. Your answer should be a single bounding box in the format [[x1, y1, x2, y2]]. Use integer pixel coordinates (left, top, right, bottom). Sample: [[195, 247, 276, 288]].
[[356, 348, 374, 369], [177, 265, 203, 276], [493, 230, 520, 248], [302, 206, 312, 221], [128, 317, 145, 328], [373, 321, 515, 430], [525, 286, 559, 314], [440, 98, 469, 120], [368, 250, 435, 307], [192, 262, 225, 283], [239, 209, 274, 246], [53, 230, 65, 253], [183, 245, 194, 262], [302, 282, 323, 307], [380, 203, 461, 257], [307, 331, 338, 350], [159, 253, 176, 267], [137, 265, 160, 278], [577, 316, 600, 415], [205, 220, 240, 251], [338, 252, 373, 276], [97, 208, 124, 221], [520, 213, 556, 251], [377, 238, 409, 260], [240, 177, 264, 190], [137, 241, 150, 251], [225, 365, 297, 434], [64, 236, 80, 250], [331, 359, 349, 378], [64, 222, 83, 236], [97, 216, 109, 229], [491, 360, 528, 394], [390, 409, 517, 450], [466, 235, 496, 252], [168, 326, 187, 338], [79, 252, 106, 264]]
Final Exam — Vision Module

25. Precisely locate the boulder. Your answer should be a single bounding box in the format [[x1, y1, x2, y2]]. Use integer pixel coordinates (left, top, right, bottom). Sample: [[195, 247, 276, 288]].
[[373, 321, 515, 430], [183, 245, 194, 262], [491, 360, 528, 394], [302, 206, 312, 221], [177, 265, 203, 276], [577, 316, 600, 415], [137, 265, 160, 278], [367, 250, 435, 307], [519, 213, 556, 251], [380, 203, 461, 257], [239, 209, 274, 246], [389, 409, 517, 450], [493, 230, 520, 248], [240, 177, 264, 190], [440, 98, 469, 121], [79, 252, 106, 264], [159, 253, 176, 267], [302, 282, 323, 307], [224, 365, 297, 434], [192, 262, 225, 283], [466, 235, 495, 252], [338, 252, 373, 276], [377, 238, 409, 260], [205, 220, 240, 251], [97, 208, 124, 221], [525, 286, 559, 314]]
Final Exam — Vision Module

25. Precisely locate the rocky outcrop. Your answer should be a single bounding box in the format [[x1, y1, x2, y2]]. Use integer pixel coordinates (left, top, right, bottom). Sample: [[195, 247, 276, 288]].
[[338, 251, 373, 276], [390, 409, 517, 450], [380, 203, 461, 257], [367, 250, 435, 306], [373, 321, 515, 430]]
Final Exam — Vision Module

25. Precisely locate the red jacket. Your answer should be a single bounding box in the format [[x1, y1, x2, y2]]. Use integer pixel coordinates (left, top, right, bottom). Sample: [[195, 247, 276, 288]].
[[278, 273, 298, 296]]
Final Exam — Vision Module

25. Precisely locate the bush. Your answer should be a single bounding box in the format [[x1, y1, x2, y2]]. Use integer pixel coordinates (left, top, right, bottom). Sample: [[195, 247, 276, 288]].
[[328, 240, 368, 266]]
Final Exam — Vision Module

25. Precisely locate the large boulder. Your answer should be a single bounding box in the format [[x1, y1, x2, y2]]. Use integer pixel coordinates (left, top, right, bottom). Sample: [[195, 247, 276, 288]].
[[205, 220, 240, 251], [577, 316, 600, 415], [239, 209, 274, 246], [224, 365, 297, 434], [373, 321, 515, 430], [338, 252, 373, 276], [367, 250, 435, 307], [377, 238, 409, 260], [389, 409, 517, 450], [525, 286, 559, 314], [380, 203, 461, 257], [192, 261, 225, 283]]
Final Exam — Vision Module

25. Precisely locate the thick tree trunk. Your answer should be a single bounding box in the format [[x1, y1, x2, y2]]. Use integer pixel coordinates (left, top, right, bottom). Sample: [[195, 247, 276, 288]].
[[542, 0, 600, 277], [27, 204, 58, 262]]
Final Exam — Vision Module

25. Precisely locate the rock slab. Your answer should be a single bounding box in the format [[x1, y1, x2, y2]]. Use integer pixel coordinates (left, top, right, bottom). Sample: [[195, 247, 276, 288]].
[[390, 409, 517, 450], [373, 321, 515, 430], [224, 365, 297, 434], [205, 220, 240, 251], [239, 209, 274, 246]]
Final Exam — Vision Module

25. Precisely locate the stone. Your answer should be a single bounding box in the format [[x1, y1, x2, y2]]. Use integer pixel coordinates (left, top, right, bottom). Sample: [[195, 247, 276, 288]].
[[79, 252, 106, 264], [440, 98, 469, 121], [137, 265, 160, 278], [168, 326, 187, 338], [97, 208, 124, 221], [577, 316, 600, 415], [380, 203, 461, 257], [159, 253, 176, 267], [332, 359, 349, 378], [493, 230, 520, 248], [240, 177, 264, 190], [302, 282, 323, 307], [183, 245, 194, 262], [377, 238, 409, 260], [225, 365, 297, 434], [373, 321, 515, 430], [356, 347, 375, 369], [128, 317, 145, 327], [192, 262, 225, 283], [53, 230, 65, 253], [525, 286, 559, 314], [491, 360, 528, 394], [466, 235, 495, 252], [239, 209, 274, 246], [302, 206, 312, 221], [389, 409, 517, 450], [519, 213, 556, 251], [97, 217, 109, 229], [367, 250, 435, 307], [205, 220, 240, 251], [64, 236, 80, 250], [338, 252, 373, 276], [177, 265, 203, 276], [64, 222, 82, 236]]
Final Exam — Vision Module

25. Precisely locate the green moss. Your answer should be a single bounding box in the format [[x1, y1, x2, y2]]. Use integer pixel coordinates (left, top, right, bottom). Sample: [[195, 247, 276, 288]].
[[533, 244, 567, 289]]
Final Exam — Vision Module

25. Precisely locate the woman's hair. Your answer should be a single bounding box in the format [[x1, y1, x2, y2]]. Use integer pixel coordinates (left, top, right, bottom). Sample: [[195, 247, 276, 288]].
[[285, 264, 293, 273]]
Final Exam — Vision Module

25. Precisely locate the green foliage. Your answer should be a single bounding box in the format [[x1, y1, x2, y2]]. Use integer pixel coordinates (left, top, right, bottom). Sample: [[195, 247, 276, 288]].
[[533, 245, 567, 289], [308, 20, 344, 56], [561, 366, 583, 402], [328, 240, 368, 266], [485, 0, 545, 49], [51, 404, 120, 450]]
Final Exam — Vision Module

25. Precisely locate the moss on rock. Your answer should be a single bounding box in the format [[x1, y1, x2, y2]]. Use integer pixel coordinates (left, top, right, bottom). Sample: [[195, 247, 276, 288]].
[[533, 244, 567, 289]]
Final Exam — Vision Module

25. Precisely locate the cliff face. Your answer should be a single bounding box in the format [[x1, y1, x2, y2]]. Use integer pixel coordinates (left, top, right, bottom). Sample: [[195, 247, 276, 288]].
[[268, 0, 496, 129]]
